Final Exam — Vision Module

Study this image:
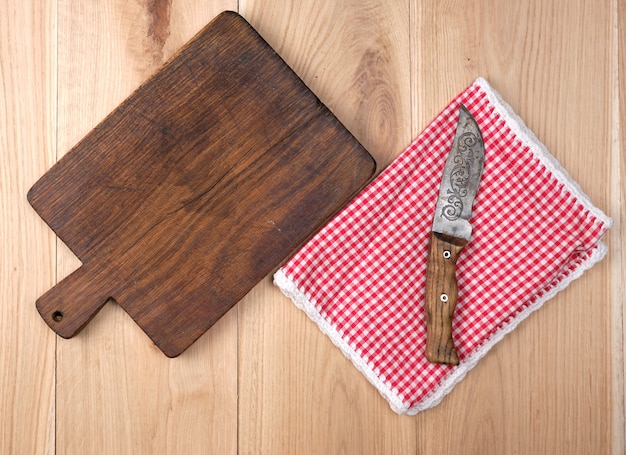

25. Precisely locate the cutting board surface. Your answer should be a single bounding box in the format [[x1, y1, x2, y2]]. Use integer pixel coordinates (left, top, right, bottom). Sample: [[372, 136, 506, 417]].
[[28, 11, 375, 357]]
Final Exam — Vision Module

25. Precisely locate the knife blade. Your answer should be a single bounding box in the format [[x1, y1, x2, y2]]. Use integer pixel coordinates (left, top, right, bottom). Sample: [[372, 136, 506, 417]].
[[424, 104, 484, 365]]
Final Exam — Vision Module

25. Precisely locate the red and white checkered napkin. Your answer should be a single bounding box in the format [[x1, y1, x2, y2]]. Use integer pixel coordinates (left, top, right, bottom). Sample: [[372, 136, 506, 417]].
[[274, 78, 611, 414]]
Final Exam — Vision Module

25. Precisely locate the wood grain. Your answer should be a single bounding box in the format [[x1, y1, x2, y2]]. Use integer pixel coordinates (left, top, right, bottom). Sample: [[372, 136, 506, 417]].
[[240, 0, 412, 170], [237, 1, 416, 454], [29, 11, 375, 357], [615, 0, 626, 451], [414, 0, 616, 453], [54, 2, 239, 454], [424, 232, 468, 366], [1, 0, 623, 453], [0, 1, 57, 453]]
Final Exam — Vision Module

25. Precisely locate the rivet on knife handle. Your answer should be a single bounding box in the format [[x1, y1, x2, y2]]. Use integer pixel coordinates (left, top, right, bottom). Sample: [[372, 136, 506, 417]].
[[424, 104, 485, 366], [424, 232, 467, 365]]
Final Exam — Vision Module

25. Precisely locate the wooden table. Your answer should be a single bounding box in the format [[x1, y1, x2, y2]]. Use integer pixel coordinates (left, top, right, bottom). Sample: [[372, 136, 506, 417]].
[[1, 1, 623, 453]]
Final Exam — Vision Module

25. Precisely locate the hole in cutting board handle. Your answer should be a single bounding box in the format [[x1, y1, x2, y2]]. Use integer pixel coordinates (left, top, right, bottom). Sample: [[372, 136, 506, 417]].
[[35, 264, 115, 338]]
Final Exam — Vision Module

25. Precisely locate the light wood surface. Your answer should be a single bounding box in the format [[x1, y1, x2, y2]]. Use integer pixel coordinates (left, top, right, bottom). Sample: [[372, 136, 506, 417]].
[[1, 0, 623, 453]]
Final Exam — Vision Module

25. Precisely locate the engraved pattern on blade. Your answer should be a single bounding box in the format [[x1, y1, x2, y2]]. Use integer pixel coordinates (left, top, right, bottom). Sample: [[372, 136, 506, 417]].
[[432, 105, 485, 240], [441, 131, 481, 221]]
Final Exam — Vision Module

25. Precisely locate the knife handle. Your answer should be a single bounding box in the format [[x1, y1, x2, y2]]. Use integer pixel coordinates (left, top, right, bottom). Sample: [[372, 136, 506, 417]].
[[424, 232, 468, 366]]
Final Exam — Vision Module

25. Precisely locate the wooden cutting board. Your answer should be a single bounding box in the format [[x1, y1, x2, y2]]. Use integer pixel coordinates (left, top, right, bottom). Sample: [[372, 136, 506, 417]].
[[28, 11, 376, 357]]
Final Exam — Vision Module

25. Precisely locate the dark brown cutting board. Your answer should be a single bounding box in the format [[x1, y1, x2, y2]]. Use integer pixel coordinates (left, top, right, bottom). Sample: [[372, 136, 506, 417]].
[[28, 11, 376, 357]]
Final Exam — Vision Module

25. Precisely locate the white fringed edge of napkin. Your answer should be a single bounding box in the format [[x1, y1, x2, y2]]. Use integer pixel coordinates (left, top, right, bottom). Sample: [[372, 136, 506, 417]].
[[274, 77, 612, 415]]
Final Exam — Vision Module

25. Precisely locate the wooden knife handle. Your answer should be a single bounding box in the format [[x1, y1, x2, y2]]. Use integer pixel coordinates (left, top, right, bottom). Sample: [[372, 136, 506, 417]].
[[424, 231, 468, 365]]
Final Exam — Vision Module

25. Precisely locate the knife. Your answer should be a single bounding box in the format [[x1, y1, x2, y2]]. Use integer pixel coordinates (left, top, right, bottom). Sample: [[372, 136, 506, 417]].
[[424, 104, 485, 366]]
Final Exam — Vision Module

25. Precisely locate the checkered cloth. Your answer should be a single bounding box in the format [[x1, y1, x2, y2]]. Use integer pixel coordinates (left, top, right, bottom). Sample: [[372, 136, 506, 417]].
[[274, 78, 611, 414]]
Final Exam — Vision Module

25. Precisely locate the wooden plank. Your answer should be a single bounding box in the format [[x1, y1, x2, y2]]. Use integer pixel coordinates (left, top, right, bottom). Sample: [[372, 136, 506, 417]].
[[0, 0, 57, 453], [54, 2, 239, 453], [413, 0, 614, 453], [240, 0, 412, 170], [614, 0, 626, 452], [237, 1, 416, 454]]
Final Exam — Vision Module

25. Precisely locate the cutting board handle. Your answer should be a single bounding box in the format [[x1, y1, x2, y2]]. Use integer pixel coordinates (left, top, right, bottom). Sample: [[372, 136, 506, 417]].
[[36, 264, 113, 338]]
